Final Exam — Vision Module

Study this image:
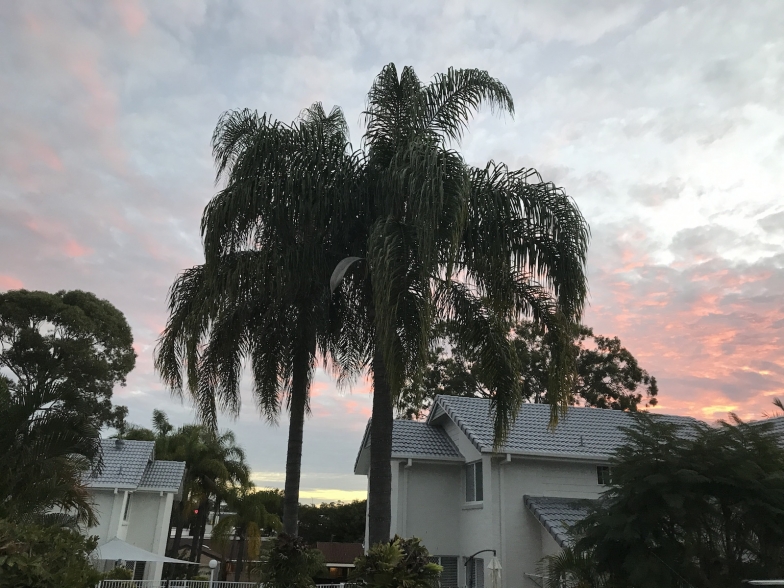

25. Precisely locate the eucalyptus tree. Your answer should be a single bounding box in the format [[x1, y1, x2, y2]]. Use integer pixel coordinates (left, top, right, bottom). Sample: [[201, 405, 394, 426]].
[[330, 65, 589, 545], [156, 104, 358, 536]]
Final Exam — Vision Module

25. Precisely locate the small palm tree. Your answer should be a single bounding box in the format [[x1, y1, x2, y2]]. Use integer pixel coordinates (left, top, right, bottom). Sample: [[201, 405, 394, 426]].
[[212, 486, 281, 581], [0, 375, 101, 525], [164, 425, 249, 567]]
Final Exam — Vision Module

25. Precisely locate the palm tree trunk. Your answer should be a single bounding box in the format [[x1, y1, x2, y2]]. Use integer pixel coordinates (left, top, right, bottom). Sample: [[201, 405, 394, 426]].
[[282, 324, 315, 535], [368, 341, 393, 546], [234, 530, 247, 582], [169, 501, 185, 558]]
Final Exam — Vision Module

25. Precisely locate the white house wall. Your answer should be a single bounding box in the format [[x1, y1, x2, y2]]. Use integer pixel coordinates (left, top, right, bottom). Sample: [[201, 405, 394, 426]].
[[393, 454, 607, 588], [499, 457, 605, 587], [398, 461, 461, 555]]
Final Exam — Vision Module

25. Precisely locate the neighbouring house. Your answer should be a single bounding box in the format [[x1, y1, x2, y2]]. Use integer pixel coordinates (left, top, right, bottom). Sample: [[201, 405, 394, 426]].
[[86, 438, 186, 582], [354, 395, 697, 588], [314, 542, 364, 584]]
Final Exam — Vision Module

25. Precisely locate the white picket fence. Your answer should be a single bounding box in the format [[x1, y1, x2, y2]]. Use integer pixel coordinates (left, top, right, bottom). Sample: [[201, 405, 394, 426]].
[[98, 581, 259, 588]]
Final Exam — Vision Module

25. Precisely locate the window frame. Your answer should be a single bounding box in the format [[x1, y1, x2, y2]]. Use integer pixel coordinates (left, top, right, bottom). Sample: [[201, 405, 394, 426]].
[[122, 492, 132, 522], [465, 460, 484, 503], [597, 465, 611, 485]]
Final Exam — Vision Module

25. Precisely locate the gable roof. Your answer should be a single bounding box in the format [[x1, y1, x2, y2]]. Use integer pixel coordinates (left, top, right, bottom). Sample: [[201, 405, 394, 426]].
[[428, 395, 699, 460], [88, 439, 185, 495], [139, 460, 187, 493], [524, 495, 594, 548], [89, 439, 155, 489], [354, 419, 462, 474]]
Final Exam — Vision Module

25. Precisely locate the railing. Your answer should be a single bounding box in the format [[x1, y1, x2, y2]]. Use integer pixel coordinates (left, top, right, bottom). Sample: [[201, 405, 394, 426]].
[[98, 581, 259, 588]]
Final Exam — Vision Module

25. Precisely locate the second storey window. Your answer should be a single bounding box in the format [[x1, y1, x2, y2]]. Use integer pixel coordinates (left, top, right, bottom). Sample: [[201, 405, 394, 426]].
[[123, 492, 132, 521], [597, 465, 611, 485], [465, 461, 483, 502]]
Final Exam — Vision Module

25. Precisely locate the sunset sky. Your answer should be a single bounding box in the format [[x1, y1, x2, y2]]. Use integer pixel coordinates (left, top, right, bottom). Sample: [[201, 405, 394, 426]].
[[2, 0, 783, 502]]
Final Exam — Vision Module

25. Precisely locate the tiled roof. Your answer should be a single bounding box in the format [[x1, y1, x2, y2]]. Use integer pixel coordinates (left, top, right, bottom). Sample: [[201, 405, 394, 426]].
[[354, 419, 462, 474], [430, 396, 699, 459], [391, 420, 462, 458], [88, 439, 185, 495], [139, 460, 186, 492], [89, 439, 155, 488], [524, 495, 594, 548]]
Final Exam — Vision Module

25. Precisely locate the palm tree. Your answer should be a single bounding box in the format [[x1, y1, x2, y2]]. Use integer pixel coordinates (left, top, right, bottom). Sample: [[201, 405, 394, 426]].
[[212, 486, 282, 581], [162, 425, 249, 568], [156, 104, 358, 536], [0, 375, 101, 525], [330, 64, 589, 545]]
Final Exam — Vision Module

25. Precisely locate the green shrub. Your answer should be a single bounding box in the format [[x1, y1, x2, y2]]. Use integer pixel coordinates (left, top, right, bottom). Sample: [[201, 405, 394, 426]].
[[351, 536, 442, 588], [260, 533, 325, 588], [103, 566, 133, 580], [0, 519, 102, 588]]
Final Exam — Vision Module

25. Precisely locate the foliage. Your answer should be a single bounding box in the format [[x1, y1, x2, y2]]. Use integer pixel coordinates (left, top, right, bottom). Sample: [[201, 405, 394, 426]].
[[212, 485, 282, 580], [560, 415, 784, 588], [0, 371, 101, 524], [399, 321, 657, 418], [298, 500, 366, 544], [0, 289, 135, 523], [351, 536, 442, 588], [0, 289, 136, 429], [260, 533, 325, 588], [103, 566, 133, 579], [0, 519, 102, 588]]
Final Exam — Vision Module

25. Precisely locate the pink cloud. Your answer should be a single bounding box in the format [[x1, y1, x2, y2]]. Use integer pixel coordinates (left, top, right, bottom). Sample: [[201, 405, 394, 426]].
[[63, 239, 92, 258], [113, 0, 146, 36], [0, 275, 24, 290]]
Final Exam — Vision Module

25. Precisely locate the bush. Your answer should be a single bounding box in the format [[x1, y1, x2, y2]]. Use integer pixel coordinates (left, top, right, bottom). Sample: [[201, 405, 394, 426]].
[[351, 536, 442, 588], [260, 533, 325, 588], [103, 566, 133, 580], [0, 519, 102, 588]]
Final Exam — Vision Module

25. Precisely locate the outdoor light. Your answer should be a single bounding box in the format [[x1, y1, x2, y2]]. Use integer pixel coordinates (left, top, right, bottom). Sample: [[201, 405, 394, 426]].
[[209, 558, 218, 588]]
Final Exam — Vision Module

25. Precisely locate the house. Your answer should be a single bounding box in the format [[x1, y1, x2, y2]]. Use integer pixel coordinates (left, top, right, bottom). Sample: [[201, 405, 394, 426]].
[[86, 438, 186, 582], [314, 542, 364, 583], [354, 395, 697, 588]]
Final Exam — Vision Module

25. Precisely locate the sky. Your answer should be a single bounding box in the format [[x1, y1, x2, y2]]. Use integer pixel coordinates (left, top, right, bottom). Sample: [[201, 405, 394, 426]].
[[1, 0, 783, 502]]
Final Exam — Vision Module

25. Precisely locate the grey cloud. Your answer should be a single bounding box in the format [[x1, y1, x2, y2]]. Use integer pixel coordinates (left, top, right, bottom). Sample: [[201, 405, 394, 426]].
[[759, 211, 784, 234], [629, 177, 684, 206], [670, 225, 741, 262]]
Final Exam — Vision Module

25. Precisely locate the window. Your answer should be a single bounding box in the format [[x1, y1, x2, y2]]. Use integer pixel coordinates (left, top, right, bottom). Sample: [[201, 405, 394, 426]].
[[465, 461, 483, 502], [597, 465, 611, 485], [133, 561, 146, 581], [429, 556, 458, 588], [122, 492, 132, 521], [467, 557, 484, 588]]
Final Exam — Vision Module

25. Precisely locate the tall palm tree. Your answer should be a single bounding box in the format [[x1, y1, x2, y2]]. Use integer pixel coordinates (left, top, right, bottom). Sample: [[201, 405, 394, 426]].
[[156, 104, 359, 536], [330, 65, 589, 545]]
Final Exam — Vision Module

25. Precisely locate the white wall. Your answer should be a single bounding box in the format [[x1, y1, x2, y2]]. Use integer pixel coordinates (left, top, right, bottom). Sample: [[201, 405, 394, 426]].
[[393, 453, 606, 588], [399, 461, 461, 556], [498, 457, 604, 588]]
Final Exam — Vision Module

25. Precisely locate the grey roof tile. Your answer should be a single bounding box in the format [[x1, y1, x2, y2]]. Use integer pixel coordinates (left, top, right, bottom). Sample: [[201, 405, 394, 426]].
[[431, 396, 699, 459], [354, 419, 462, 473], [89, 439, 154, 488], [88, 439, 186, 493], [139, 460, 186, 492], [524, 495, 594, 548], [391, 420, 461, 458]]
